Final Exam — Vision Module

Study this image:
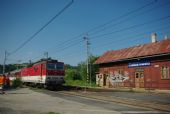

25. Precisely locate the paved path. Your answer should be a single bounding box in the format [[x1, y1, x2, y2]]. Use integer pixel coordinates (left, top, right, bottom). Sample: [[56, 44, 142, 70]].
[[0, 88, 168, 114], [0, 88, 120, 114]]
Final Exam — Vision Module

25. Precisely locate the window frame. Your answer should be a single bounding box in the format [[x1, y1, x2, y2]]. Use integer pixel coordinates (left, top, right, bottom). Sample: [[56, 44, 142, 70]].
[[46, 63, 64, 70], [161, 66, 170, 80]]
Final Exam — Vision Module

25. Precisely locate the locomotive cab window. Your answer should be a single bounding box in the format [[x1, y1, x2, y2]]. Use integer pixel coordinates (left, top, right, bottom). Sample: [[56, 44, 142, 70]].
[[56, 63, 64, 70], [47, 63, 64, 70], [47, 64, 56, 70]]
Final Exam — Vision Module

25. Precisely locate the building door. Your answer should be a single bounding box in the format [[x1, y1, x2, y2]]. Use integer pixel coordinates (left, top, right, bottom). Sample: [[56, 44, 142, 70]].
[[103, 74, 107, 86], [135, 69, 144, 88]]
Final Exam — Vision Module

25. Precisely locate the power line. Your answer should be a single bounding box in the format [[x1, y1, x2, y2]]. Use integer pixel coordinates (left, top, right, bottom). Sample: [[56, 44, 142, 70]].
[[52, 10, 170, 57], [30, 23, 170, 63], [3, 51, 7, 74], [52, 2, 170, 55], [86, 0, 157, 35], [91, 21, 170, 42], [91, 15, 170, 39], [17, 0, 164, 63], [88, 1, 170, 36], [91, 26, 170, 51], [54, 39, 83, 53], [44, 1, 160, 58], [31, 15, 170, 62], [58, 25, 170, 60], [9, 0, 74, 55], [43, 0, 157, 54]]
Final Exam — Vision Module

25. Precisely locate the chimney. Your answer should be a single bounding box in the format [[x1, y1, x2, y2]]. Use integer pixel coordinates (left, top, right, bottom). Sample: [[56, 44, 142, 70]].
[[164, 35, 168, 40], [151, 33, 157, 43]]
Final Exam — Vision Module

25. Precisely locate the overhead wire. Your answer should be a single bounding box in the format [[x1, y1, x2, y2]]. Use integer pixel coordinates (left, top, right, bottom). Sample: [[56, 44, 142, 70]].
[[9, 0, 74, 55], [85, 0, 157, 35], [29, 0, 157, 61], [65, 27, 170, 60], [45, 15, 170, 62], [47, 0, 169, 55], [91, 25, 170, 50], [44, 0, 157, 53], [88, 1, 170, 36], [94, 25, 170, 49], [27, 14, 170, 63], [90, 15, 170, 39], [12, 0, 168, 63]]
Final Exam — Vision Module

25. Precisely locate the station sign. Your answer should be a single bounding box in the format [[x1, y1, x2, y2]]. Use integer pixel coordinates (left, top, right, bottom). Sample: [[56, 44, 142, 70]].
[[128, 61, 150, 68]]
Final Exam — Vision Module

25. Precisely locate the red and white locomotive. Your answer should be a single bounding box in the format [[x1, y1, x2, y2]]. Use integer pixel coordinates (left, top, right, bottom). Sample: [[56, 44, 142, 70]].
[[9, 59, 65, 87]]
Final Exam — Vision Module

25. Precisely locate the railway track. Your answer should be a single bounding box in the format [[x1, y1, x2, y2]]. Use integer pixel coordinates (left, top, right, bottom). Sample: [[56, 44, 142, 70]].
[[31, 85, 170, 113], [53, 86, 170, 113], [58, 90, 170, 112]]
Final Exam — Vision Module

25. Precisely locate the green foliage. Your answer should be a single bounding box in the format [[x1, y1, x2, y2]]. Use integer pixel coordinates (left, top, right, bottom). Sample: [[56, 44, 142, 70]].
[[65, 55, 99, 87], [0, 64, 27, 74], [65, 69, 81, 80], [0, 65, 3, 74], [89, 55, 99, 82], [64, 80, 85, 86], [12, 78, 22, 88], [77, 61, 87, 81], [45, 112, 60, 114]]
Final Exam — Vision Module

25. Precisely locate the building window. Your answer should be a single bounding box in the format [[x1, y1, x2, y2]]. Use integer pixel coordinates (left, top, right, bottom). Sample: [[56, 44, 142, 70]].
[[161, 66, 169, 79]]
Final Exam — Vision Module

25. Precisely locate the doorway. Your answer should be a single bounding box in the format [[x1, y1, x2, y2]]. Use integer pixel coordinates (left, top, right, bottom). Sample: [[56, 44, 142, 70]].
[[135, 69, 144, 88], [103, 74, 107, 86]]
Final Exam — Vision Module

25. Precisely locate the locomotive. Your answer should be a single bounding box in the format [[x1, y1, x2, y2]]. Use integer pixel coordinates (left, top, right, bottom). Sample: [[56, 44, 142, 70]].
[[9, 58, 65, 88]]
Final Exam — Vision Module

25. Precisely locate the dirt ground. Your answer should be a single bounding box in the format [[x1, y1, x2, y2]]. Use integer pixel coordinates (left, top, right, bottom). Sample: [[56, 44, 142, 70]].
[[0, 87, 120, 114]]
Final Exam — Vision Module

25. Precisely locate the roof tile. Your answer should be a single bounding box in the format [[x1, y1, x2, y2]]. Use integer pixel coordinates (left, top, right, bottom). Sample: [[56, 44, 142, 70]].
[[95, 39, 170, 64]]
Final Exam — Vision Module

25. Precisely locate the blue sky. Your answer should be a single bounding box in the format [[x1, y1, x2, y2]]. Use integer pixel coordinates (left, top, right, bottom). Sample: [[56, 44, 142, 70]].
[[0, 0, 170, 66]]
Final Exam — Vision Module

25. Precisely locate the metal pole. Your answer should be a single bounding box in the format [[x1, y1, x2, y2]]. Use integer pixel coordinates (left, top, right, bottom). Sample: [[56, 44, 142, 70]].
[[17, 60, 21, 70], [3, 51, 7, 74], [89, 58, 92, 87], [44, 52, 48, 59], [47, 52, 48, 59], [84, 36, 90, 91]]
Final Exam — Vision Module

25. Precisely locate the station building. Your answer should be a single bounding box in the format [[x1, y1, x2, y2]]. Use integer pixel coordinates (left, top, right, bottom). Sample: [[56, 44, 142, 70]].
[[95, 34, 170, 90]]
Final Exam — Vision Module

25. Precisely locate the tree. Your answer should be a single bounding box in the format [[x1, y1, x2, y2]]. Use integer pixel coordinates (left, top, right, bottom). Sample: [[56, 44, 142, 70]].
[[89, 55, 99, 82], [64, 55, 99, 86], [0, 64, 17, 74], [65, 69, 81, 80], [0, 65, 3, 74]]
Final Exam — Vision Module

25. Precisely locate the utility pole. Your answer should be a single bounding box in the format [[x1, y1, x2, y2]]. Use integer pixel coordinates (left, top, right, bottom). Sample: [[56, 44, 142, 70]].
[[89, 56, 92, 87], [44, 52, 48, 59], [84, 36, 91, 90], [29, 60, 32, 64], [3, 51, 7, 74], [17, 60, 21, 70]]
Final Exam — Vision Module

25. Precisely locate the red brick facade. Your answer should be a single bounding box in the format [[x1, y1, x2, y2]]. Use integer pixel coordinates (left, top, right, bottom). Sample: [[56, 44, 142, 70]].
[[95, 39, 170, 89]]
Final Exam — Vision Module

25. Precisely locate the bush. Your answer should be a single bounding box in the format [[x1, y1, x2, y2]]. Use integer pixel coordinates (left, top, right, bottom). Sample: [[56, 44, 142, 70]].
[[12, 78, 22, 88], [46, 112, 60, 114], [65, 69, 82, 80]]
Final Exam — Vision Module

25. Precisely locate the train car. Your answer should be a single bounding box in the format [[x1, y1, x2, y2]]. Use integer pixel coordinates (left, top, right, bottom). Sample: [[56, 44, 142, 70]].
[[9, 59, 65, 88], [8, 69, 21, 81]]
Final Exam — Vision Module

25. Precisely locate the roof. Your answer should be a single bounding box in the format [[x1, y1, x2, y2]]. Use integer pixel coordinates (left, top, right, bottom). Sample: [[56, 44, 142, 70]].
[[95, 39, 170, 64]]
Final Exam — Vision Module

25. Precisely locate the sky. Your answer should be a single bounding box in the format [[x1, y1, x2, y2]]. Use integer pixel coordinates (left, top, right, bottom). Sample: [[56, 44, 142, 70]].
[[0, 0, 170, 66]]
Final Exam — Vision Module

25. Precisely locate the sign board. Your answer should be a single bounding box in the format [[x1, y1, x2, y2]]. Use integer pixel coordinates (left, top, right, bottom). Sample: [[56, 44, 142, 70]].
[[128, 61, 150, 68]]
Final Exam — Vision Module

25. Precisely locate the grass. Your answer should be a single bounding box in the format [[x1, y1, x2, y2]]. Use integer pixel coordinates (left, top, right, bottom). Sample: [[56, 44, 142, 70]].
[[29, 87, 45, 92], [64, 79, 97, 87], [45, 112, 60, 114]]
